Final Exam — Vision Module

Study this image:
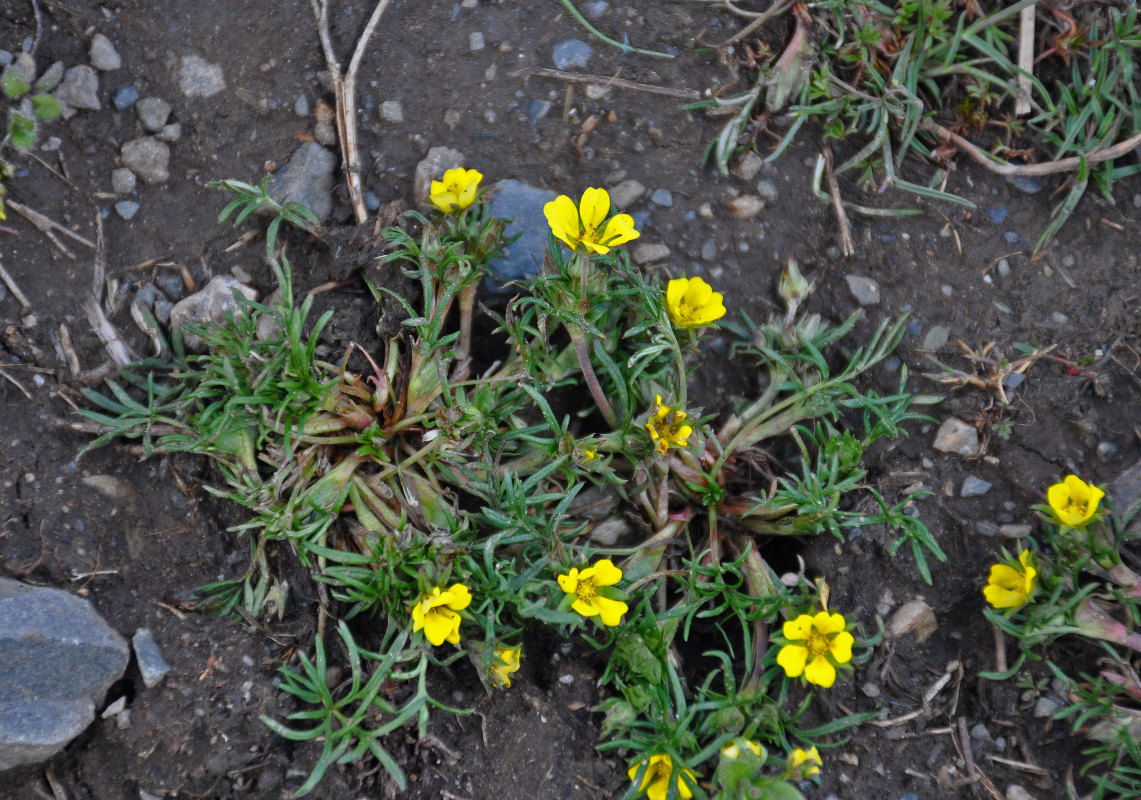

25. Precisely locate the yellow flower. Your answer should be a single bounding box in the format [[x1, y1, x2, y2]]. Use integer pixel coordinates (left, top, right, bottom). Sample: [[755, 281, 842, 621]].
[[411, 583, 472, 646], [665, 277, 726, 328], [1047, 475, 1105, 528], [544, 187, 640, 254], [776, 611, 854, 689], [787, 746, 822, 780], [490, 644, 521, 688], [646, 395, 693, 456], [429, 167, 483, 213], [983, 550, 1037, 610], [721, 738, 764, 760], [627, 753, 696, 800], [557, 558, 628, 626]]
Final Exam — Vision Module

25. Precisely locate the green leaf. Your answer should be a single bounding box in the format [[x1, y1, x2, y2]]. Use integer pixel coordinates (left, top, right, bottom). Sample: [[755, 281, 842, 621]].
[[8, 113, 37, 152], [30, 93, 62, 121], [34, 62, 64, 93], [1, 67, 29, 99]]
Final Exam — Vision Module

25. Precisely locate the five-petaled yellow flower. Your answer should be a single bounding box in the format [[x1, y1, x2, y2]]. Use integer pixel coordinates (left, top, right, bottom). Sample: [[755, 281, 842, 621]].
[[665, 276, 726, 328], [983, 550, 1037, 610], [411, 583, 472, 646], [1047, 475, 1105, 528], [721, 738, 764, 760], [544, 187, 639, 254], [646, 395, 693, 456], [627, 753, 696, 800], [557, 558, 628, 626], [429, 167, 483, 213], [787, 746, 822, 780], [776, 611, 854, 689], [490, 644, 521, 688]]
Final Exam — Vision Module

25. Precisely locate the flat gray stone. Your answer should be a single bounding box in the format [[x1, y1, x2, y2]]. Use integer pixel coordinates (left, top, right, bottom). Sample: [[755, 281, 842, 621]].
[[552, 39, 592, 70], [731, 151, 763, 181], [110, 167, 136, 195], [53, 65, 101, 111], [120, 137, 170, 185], [135, 97, 172, 132], [379, 100, 403, 123], [755, 178, 778, 202], [961, 475, 993, 497], [607, 178, 645, 209], [845, 274, 881, 305], [922, 325, 950, 351], [114, 200, 140, 220], [169, 276, 258, 352], [0, 698, 94, 771], [177, 54, 226, 98], [132, 629, 171, 688], [485, 179, 558, 289], [89, 33, 121, 71], [156, 122, 181, 143], [632, 243, 670, 265], [268, 142, 336, 223], [933, 417, 979, 458]]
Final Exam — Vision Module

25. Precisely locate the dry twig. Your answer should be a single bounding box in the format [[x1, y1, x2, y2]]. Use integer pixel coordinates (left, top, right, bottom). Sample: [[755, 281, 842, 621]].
[[515, 67, 702, 100], [6, 200, 95, 249], [0, 254, 33, 311], [1015, 4, 1035, 116], [822, 149, 855, 257]]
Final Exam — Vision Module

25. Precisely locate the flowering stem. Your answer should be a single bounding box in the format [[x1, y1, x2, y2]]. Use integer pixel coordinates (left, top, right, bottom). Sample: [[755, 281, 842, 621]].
[[568, 324, 618, 428]]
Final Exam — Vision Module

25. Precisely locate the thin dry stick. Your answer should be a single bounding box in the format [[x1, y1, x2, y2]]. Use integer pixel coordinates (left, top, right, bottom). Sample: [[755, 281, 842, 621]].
[[56, 324, 82, 379], [1015, 4, 1036, 116], [992, 621, 1007, 674], [5, 201, 95, 248], [821, 150, 855, 257], [0, 254, 33, 311], [920, 120, 1141, 177], [517, 67, 702, 100], [0, 367, 32, 400], [716, 0, 794, 47], [311, 0, 392, 224]]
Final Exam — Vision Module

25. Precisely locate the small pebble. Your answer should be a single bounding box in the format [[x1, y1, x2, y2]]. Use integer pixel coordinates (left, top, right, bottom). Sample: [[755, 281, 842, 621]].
[[293, 94, 309, 117], [976, 521, 999, 537], [364, 192, 380, 212], [1003, 231, 1024, 245], [1033, 696, 1062, 718], [961, 476, 992, 497], [0, 50, 11, 67], [700, 238, 716, 261], [527, 99, 551, 125], [607, 179, 645, 209], [112, 85, 139, 110], [1004, 372, 1025, 389], [921, 325, 949, 351], [40, 136, 61, 152], [1049, 312, 1068, 325], [1007, 176, 1042, 194], [111, 167, 136, 194], [136, 97, 172, 132], [999, 524, 1032, 540], [726, 195, 763, 220], [114, 200, 141, 220], [89, 33, 121, 71], [583, 0, 609, 18], [933, 417, 980, 458], [985, 207, 1008, 224], [941, 284, 953, 297], [469, 32, 485, 51], [845, 274, 880, 305], [558, 673, 574, 685], [632, 243, 670, 265], [997, 258, 1011, 277], [379, 100, 404, 123], [133, 628, 172, 688], [552, 39, 593, 70], [1097, 441, 1118, 463], [650, 188, 672, 207], [732, 151, 763, 181], [156, 123, 181, 143]]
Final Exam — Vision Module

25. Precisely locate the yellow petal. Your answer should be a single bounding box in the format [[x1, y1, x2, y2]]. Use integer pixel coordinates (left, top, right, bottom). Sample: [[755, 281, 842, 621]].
[[777, 643, 808, 678], [544, 195, 581, 249], [683, 277, 713, 308], [983, 583, 1026, 609], [828, 631, 855, 664], [422, 608, 458, 646], [571, 598, 600, 618], [783, 614, 813, 640], [813, 611, 847, 635], [590, 559, 623, 586], [557, 570, 579, 594], [443, 582, 472, 611], [988, 563, 1024, 592], [598, 213, 640, 247], [1046, 481, 1070, 516], [666, 279, 688, 316], [591, 594, 629, 627], [804, 654, 837, 688], [578, 187, 611, 232], [1064, 474, 1090, 502], [677, 770, 695, 799]]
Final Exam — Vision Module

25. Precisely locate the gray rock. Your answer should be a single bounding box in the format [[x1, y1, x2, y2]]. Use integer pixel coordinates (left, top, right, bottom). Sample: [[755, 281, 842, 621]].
[[89, 33, 121, 71], [961, 476, 992, 497], [845, 274, 881, 305], [132, 629, 172, 688], [922, 325, 950, 351], [485, 179, 558, 288], [1111, 459, 1141, 532], [650, 188, 673, 208], [998, 258, 1011, 277], [120, 137, 170, 185], [1000, 524, 1032, 539], [933, 417, 980, 458], [135, 97, 171, 132], [268, 142, 336, 222], [112, 85, 139, 110], [0, 51, 11, 68], [379, 100, 403, 123], [412, 146, 466, 208], [1006, 785, 1036, 800], [888, 599, 937, 642], [53, 65, 101, 111], [632, 243, 670, 265], [608, 179, 645, 209], [156, 122, 181, 143], [0, 698, 95, 771], [527, 99, 552, 125], [552, 39, 593, 70], [755, 178, 778, 202], [583, 0, 609, 18], [469, 31, 485, 51], [0, 577, 129, 770], [1033, 696, 1061, 718], [114, 200, 140, 220], [177, 54, 226, 98], [700, 238, 717, 261], [169, 276, 258, 352], [732, 151, 763, 181]]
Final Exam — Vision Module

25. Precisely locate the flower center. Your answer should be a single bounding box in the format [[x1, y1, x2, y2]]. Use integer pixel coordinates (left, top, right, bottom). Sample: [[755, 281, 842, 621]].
[[575, 578, 598, 603], [1065, 496, 1087, 515], [805, 630, 829, 658]]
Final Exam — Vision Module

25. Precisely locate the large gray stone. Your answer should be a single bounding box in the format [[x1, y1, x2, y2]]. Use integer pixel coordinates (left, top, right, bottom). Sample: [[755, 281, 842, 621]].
[[0, 578, 128, 771], [169, 276, 258, 352], [89, 33, 121, 71], [135, 97, 172, 133], [268, 142, 336, 223], [485, 179, 558, 289], [53, 65, 101, 111], [120, 137, 170, 186], [177, 54, 226, 98]]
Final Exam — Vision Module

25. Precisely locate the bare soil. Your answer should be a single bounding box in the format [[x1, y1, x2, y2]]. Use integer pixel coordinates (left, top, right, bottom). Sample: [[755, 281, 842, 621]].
[[1, 1, 1140, 799]]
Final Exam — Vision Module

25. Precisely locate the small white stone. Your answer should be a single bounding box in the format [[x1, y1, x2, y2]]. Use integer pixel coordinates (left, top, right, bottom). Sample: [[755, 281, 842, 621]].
[[379, 100, 404, 123], [469, 31, 485, 51]]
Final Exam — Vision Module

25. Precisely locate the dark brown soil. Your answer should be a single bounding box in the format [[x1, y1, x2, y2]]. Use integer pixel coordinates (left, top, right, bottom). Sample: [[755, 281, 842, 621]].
[[1, 1, 1139, 799]]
